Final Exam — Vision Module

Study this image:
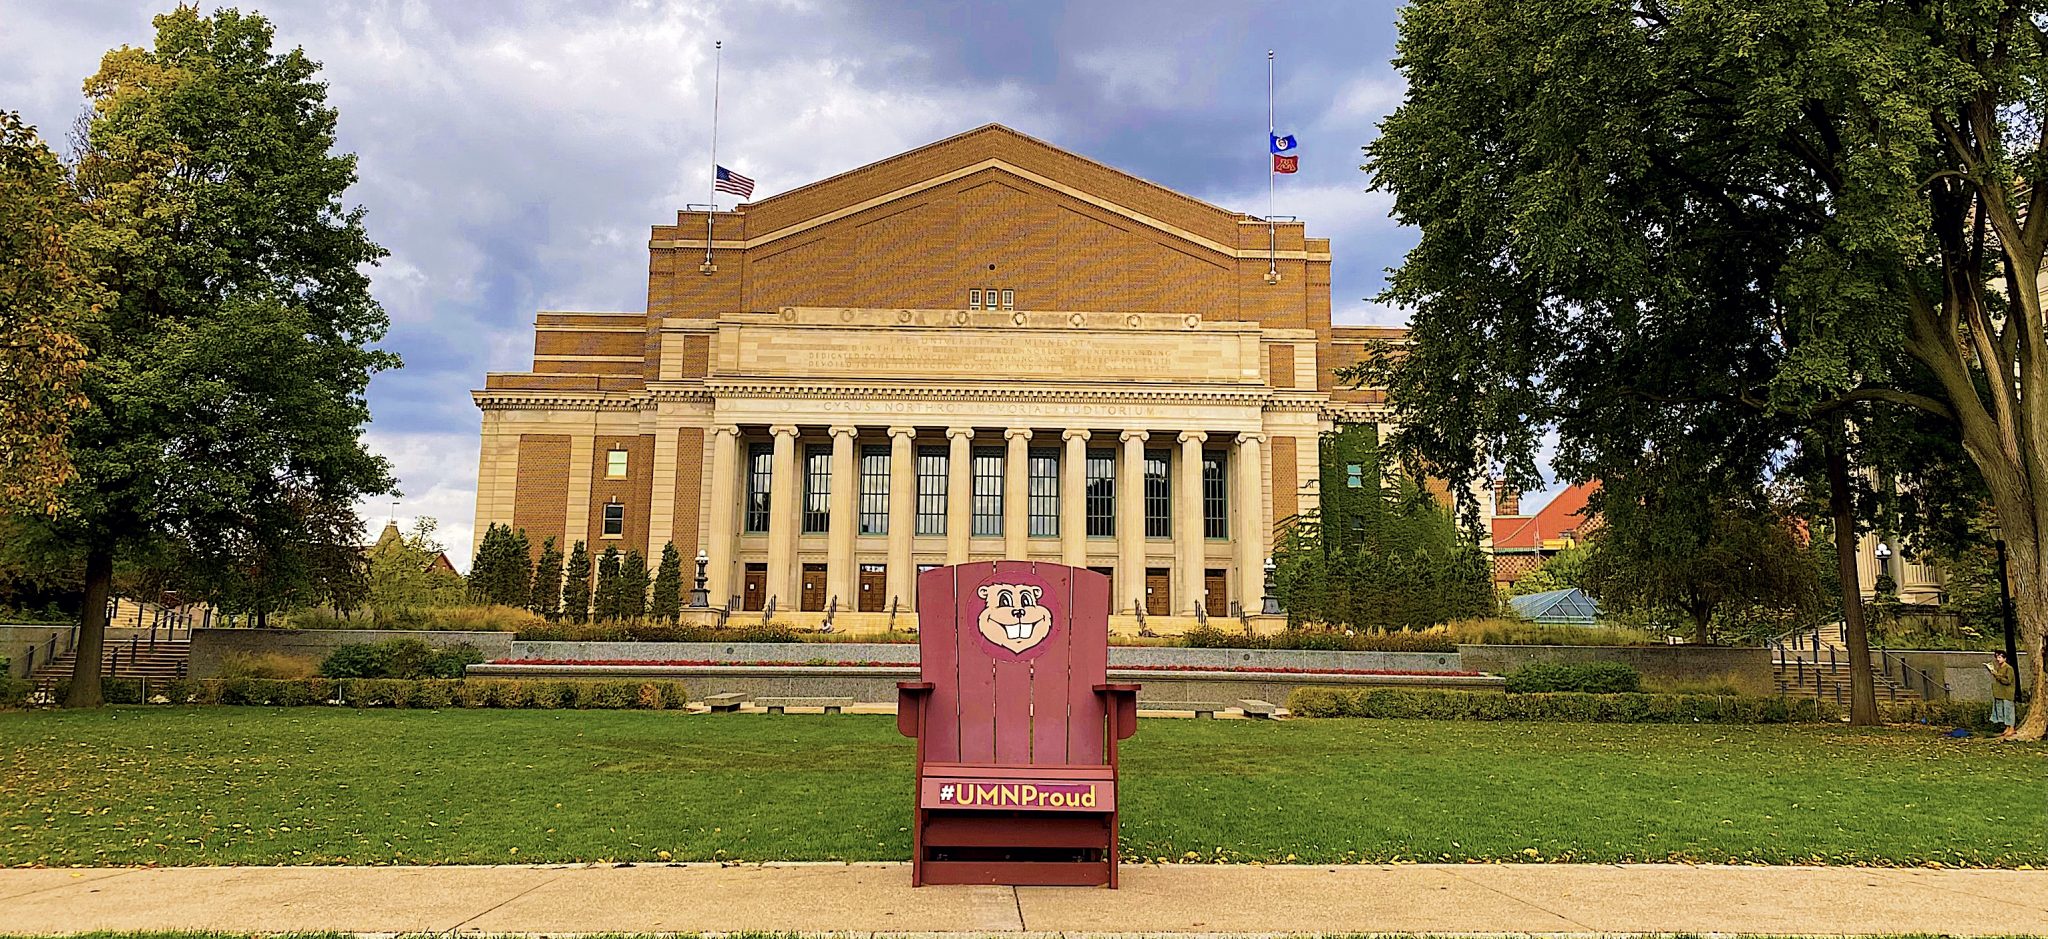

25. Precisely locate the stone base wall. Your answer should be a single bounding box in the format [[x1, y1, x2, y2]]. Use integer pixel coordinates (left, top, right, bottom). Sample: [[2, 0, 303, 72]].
[[1455, 644, 1775, 696], [466, 661, 1502, 705], [0, 625, 73, 678], [503, 641, 1467, 675], [189, 628, 517, 679], [1895, 651, 2032, 702]]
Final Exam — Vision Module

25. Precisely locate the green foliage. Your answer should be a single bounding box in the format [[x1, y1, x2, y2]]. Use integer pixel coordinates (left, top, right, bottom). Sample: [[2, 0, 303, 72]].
[[1503, 662, 1642, 694], [467, 524, 534, 608], [1179, 623, 1460, 653], [1580, 485, 1827, 645], [649, 541, 683, 623], [619, 549, 650, 622], [1272, 426, 1496, 630], [593, 547, 623, 622], [365, 518, 466, 618], [0, 111, 94, 515], [284, 602, 538, 632], [47, 676, 692, 710], [515, 619, 801, 643], [34, 8, 400, 704], [562, 540, 592, 623], [1508, 544, 1587, 597], [1288, 687, 1829, 723], [530, 536, 563, 619], [317, 638, 483, 680]]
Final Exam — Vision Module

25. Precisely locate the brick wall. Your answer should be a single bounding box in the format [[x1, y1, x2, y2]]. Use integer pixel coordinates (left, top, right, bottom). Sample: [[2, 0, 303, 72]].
[[1271, 436, 1298, 522], [513, 434, 572, 553], [586, 434, 656, 559], [669, 427, 705, 560], [1269, 344, 1296, 389]]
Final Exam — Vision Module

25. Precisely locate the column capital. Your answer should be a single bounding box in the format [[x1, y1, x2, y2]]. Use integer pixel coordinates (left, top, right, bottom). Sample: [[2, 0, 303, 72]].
[[828, 425, 859, 439], [1062, 428, 1091, 442], [712, 424, 741, 439], [1177, 431, 1209, 445], [1119, 429, 1149, 443], [946, 426, 976, 441], [768, 424, 800, 438], [1236, 432, 1267, 446], [887, 425, 919, 439], [1004, 428, 1034, 442]]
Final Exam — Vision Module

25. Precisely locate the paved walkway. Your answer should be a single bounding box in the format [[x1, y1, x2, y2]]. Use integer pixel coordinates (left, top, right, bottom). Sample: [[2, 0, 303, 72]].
[[3, 862, 2046, 935]]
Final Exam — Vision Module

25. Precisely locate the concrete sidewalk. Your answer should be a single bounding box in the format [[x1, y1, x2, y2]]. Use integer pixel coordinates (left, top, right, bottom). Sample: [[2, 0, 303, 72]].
[[2, 862, 2046, 936]]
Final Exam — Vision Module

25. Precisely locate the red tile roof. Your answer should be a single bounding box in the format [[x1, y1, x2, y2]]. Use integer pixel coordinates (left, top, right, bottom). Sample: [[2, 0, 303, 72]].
[[1491, 481, 1599, 551]]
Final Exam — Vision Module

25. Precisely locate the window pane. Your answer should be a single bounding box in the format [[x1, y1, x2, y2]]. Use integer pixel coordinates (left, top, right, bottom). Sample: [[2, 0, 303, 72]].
[[606, 449, 628, 478], [860, 445, 890, 535], [1000, 288, 1015, 310], [803, 445, 830, 534], [603, 502, 624, 536], [1144, 450, 1171, 538], [1203, 451, 1228, 539], [1028, 448, 1059, 537], [968, 288, 981, 309], [916, 446, 948, 535], [745, 443, 773, 532], [1085, 448, 1116, 537], [972, 446, 1004, 536]]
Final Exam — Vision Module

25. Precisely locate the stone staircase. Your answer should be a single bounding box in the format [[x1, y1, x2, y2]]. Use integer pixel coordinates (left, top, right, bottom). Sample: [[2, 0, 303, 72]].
[[30, 633, 190, 694], [1771, 626, 1920, 703]]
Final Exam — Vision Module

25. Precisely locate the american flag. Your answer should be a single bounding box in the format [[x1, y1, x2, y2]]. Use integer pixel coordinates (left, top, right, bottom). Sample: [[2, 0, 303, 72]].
[[714, 165, 754, 198]]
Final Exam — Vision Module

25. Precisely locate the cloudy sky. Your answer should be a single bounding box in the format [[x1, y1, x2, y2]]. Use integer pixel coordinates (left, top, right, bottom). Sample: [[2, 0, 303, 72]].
[[3, 0, 1441, 566]]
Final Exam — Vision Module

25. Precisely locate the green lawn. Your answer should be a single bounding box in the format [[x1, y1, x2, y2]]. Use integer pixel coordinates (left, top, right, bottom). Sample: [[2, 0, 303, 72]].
[[2, 708, 2042, 867]]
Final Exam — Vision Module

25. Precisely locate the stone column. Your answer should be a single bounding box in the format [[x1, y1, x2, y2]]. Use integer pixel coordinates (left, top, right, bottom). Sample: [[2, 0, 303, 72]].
[[1234, 433, 1266, 614], [1004, 428, 1031, 559], [1060, 429, 1089, 568], [705, 426, 740, 609], [766, 425, 799, 607], [1117, 430, 1148, 614], [887, 427, 917, 613], [946, 427, 973, 563], [1176, 431, 1208, 615], [826, 425, 858, 613]]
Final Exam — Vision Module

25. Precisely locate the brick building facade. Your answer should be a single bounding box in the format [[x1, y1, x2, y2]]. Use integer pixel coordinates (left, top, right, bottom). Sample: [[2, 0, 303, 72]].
[[472, 125, 1463, 627]]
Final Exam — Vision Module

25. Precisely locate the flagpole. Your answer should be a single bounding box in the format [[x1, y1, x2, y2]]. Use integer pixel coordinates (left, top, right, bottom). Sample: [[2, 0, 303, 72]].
[[1266, 50, 1278, 284], [703, 40, 722, 275]]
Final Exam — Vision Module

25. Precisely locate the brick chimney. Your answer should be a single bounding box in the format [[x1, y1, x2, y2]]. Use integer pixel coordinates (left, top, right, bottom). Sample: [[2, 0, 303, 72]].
[[1495, 480, 1522, 516]]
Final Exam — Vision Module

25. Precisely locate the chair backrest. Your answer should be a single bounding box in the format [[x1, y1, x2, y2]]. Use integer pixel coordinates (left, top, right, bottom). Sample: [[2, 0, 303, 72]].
[[916, 561, 1111, 766]]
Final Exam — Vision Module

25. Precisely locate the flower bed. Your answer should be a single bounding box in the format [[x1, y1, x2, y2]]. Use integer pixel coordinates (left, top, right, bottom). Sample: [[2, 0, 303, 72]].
[[489, 657, 1483, 678]]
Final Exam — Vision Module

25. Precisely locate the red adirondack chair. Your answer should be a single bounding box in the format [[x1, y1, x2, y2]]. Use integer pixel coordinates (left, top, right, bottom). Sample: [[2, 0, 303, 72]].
[[897, 561, 1139, 887]]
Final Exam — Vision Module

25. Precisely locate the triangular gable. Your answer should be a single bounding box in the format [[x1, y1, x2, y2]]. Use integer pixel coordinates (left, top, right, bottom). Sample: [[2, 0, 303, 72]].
[[727, 124, 1264, 260]]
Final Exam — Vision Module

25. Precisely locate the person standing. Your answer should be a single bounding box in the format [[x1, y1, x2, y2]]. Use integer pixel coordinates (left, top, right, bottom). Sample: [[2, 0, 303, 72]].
[[1988, 652, 2018, 739]]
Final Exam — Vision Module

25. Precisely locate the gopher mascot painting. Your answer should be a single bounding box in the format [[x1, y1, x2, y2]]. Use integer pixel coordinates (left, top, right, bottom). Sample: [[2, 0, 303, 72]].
[[976, 581, 1054, 655]]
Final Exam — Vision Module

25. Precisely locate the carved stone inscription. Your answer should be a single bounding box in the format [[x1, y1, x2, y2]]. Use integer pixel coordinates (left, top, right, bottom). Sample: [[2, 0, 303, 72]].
[[721, 324, 1256, 385]]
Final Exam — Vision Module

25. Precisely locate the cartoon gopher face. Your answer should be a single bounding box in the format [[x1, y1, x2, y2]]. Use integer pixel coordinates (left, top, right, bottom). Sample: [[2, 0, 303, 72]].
[[976, 582, 1052, 654]]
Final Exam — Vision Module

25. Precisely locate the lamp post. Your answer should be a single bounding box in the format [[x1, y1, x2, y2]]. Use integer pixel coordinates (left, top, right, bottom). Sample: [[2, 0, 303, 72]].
[[1261, 556, 1282, 616], [690, 548, 710, 609], [1991, 522, 2022, 702]]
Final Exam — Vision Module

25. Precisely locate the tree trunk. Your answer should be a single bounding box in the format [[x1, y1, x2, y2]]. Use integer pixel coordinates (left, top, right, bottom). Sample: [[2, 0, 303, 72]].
[[2007, 535, 2047, 740], [1824, 433, 1878, 726], [1689, 602, 1712, 645], [63, 544, 115, 709]]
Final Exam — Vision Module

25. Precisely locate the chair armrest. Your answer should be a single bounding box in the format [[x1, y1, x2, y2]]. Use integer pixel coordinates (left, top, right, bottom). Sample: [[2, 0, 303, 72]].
[[897, 681, 934, 738], [1095, 683, 1140, 740]]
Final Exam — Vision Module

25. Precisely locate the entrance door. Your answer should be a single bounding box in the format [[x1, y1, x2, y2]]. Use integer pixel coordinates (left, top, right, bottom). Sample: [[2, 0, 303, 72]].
[[800, 563, 828, 611], [1088, 566, 1116, 611], [742, 564, 766, 611], [1144, 567, 1171, 616], [858, 564, 886, 612], [1205, 568, 1229, 617]]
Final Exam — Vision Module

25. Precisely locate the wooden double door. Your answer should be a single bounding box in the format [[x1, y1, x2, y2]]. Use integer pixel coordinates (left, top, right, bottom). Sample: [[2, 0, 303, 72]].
[[858, 564, 887, 612]]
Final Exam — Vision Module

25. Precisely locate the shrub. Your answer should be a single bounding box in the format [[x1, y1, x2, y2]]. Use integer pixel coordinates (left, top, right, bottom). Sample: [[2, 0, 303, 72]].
[[217, 651, 319, 680], [286, 604, 540, 632], [319, 639, 486, 680], [1440, 617, 1660, 646], [1504, 661, 1642, 693], [0, 677, 33, 708], [1180, 623, 1459, 653], [515, 620, 801, 643], [1287, 687, 1831, 723]]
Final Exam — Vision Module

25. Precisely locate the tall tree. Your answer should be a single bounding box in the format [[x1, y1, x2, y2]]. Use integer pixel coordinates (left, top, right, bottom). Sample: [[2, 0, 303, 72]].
[[0, 112, 93, 516], [593, 547, 623, 623], [467, 524, 503, 604], [530, 536, 563, 620], [561, 540, 591, 624], [649, 541, 683, 624], [42, 9, 395, 706], [1367, 0, 2048, 735], [620, 549, 650, 623]]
